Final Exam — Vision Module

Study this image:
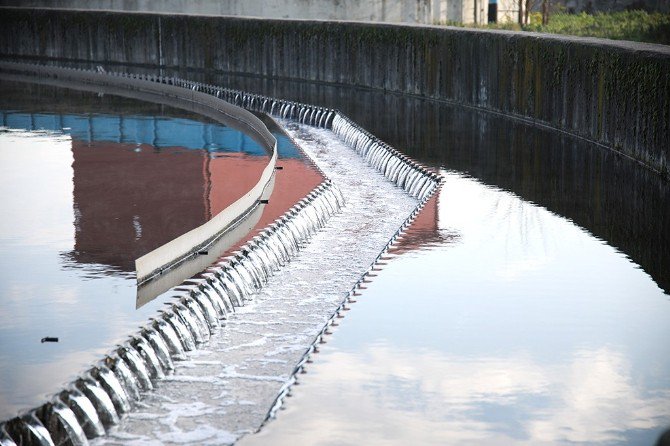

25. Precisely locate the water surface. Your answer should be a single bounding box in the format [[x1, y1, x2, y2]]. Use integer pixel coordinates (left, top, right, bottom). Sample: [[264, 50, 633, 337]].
[[211, 74, 670, 445], [92, 123, 419, 445], [243, 170, 670, 445], [0, 81, 322, 421], [4, 71, 669, 443]]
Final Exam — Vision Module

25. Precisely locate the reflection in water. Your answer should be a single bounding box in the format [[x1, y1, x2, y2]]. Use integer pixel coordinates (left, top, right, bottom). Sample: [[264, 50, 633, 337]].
[[2, 72, 668, 441], [391, 193, 459, 255], [135, 121, 325, 305], [2, 109, 270, 274], [177, 70, 670, 294], [0, 82, 322, 421], [247, 346, 670, 445], [242, 173, 670, 445], [66, 143, 262, 274]]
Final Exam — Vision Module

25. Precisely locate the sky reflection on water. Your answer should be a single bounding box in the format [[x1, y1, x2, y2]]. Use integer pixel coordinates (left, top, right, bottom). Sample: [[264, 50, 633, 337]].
[[0, 130, 143, 419], [243, 171, 670, 445]]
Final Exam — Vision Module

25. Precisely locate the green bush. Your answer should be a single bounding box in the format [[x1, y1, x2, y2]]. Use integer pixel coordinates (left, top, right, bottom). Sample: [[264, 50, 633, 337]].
[[442, 10, 670, 45], [524, 10, 670, 44]]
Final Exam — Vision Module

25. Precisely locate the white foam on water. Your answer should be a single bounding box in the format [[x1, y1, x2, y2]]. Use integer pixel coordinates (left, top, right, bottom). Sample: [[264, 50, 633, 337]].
[[93, 123, 418, 445], [161, 375, 221, 384]]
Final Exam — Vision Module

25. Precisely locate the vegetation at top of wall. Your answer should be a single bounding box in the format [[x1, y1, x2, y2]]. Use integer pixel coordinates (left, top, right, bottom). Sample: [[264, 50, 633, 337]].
[[443, 11, 670, 45], [527, 10, 670, 44]]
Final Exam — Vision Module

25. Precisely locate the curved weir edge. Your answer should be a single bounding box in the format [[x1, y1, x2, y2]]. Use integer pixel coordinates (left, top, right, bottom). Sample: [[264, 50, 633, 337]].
[[131, 71, 445, 430], [0, 64, 442, 446], [0, 61, 279, 285], [0, 177, 347, 445], [259, 178, 442, 430], [142, 70, 443, 201]]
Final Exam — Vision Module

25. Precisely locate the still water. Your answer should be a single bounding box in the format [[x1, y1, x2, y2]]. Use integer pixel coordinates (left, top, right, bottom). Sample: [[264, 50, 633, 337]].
[[2, 71, 669, 443], [244, 171, 670, 445], [209, 76, 670, 444], [0, 82, 322, 421]]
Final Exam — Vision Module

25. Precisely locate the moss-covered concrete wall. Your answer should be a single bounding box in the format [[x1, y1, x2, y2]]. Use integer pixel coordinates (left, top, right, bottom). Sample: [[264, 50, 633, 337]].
[[1, 7, 669, 174]]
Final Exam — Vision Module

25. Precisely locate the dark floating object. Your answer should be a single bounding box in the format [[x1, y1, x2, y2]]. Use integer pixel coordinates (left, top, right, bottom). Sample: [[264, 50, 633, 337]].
[[197, 251, 209, 255], [275, 166, 284, 170], [41, 337, 59, 343], [259, 199, 270, 204]]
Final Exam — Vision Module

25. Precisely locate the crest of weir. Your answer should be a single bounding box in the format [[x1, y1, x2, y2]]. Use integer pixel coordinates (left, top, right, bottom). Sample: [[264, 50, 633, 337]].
[[0, 64, 440, 446]]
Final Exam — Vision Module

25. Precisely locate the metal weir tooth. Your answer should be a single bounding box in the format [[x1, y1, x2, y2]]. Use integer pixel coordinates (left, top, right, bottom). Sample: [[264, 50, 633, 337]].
[[283, 214, 304, 244], [259, 230, 287, 266], [242, 246, 270, 284], [312, 193, 333, 221], [206, 271, 235, 311], [288, 208, 308, 240], [254, 236, 281, 271], [269, 230, 289, 263], [217, 272, 240, 309], [305, 198, 325, 226], [208, 284, 229, 318], [269, 222, 295, 258], [250, 239, 279, 277], [58, 387, 105, 439], [106, 355, 141, 402], [5, 413, 54, 446], [220, 261, 252, 302], [405, 170, 421, 194], [35, 399, 88, 446], [178, 298, 210, 341], [0, 425, 17, 446], [170, 303, 202, 344], [130, 336, 165, 380], [117, 346, 153, 391], [274, 220, 297, 253], [246, 248, 270, 285], [161, 310, 196, 352], [198, 273, 229, 318], [192, 290, 220, 330], [231, 254, 262, 292], [152, 317, 186, 360], [297, 200, 319, 234], [142, 326, 175, 372], [250, 240, 275, 275], [289, 206, 311, 239], [90, 365, 131, 415], [74, 377, 119, 429], [234, 254, 261, 290]]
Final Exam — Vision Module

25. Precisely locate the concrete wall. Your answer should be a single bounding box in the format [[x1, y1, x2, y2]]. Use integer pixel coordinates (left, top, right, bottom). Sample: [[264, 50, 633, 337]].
[[0, 8, 669, 174], [0, 0, 492, 24]]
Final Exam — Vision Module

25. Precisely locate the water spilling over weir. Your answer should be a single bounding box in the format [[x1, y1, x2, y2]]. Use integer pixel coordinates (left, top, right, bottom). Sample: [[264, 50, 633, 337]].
[[0, 64, 440, 445]]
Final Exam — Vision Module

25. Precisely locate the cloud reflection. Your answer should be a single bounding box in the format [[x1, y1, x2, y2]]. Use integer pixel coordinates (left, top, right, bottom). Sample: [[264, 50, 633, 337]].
[[529, 349, 670, 443], [246, 346, 670, 445]]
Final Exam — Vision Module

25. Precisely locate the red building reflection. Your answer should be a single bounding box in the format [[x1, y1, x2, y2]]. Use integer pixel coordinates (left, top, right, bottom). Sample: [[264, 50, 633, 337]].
[[68, 134, 439, 276], [388, 189, 454, 255], [68, 140, 323, 274]]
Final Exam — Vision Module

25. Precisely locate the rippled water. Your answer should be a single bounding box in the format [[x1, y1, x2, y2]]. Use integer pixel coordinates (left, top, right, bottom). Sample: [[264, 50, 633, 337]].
[[0, 82, 321, 422]]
